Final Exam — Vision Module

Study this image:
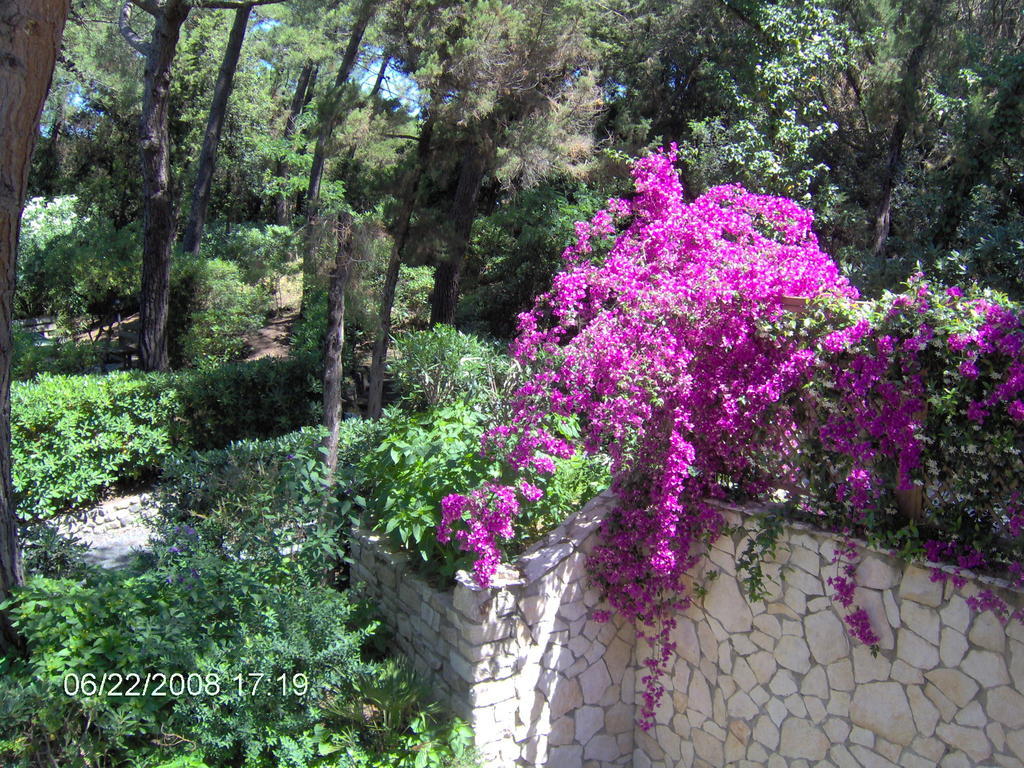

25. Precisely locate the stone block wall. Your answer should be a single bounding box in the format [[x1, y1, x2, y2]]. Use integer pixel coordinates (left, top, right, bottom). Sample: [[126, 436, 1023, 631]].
[[350, 490, 635, 767], [636, 500, 1024, 768], [351, 493, 1024, 768]]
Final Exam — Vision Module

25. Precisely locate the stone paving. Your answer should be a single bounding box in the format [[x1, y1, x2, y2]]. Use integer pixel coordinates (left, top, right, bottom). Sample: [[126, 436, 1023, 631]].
[[56, 493, 156, 568]]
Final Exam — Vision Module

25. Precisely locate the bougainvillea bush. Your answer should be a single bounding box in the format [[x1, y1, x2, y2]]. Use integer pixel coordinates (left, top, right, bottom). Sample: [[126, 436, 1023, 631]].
[[440, 148, 1024, 725]]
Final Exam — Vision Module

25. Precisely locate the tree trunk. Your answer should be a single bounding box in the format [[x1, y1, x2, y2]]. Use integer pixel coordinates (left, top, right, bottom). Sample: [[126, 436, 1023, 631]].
[[322, 213, 354, 475], [367, 116, 434, 418], [301, 0, 376, 307], [274, 60, 316, 225], [869, 0, 947, 260], [182, 3, 253, 257], [138, 0, 190, 372], [0, 0, 70, 657], [429, 141, 487, 326]]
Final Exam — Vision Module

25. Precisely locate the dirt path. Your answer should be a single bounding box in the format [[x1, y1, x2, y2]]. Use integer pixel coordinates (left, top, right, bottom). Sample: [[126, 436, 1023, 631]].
[[244, 307, 299, 361]]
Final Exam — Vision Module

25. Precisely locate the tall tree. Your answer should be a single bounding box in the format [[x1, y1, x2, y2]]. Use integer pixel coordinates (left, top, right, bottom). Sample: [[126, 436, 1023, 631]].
[[301, 0, 377, 306], [119, 0, 278, 371], [322, 212, 354, 473], [181, 2, 254, 257], [0, 0, 71, 655]]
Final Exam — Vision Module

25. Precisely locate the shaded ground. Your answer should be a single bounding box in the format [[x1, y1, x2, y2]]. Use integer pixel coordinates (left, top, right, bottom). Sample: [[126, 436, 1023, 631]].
[[244, 307, 299, 360]]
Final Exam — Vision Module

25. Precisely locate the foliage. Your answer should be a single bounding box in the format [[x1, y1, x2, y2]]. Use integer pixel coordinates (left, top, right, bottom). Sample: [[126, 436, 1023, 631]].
[[18, 521, 93, 580], [16, 196, 141, 326], [12, 372, 177, 519], [11, 357, 322, 518], [390, 325, 514, 412], [200, 222, 299, 298], [359, 402, 608, 581], [169, 256, 271, 368], [11, 326, 103, 381]]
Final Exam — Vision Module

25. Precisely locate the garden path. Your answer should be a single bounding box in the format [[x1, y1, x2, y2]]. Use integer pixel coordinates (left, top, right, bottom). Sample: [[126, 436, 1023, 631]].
[[57, 492, 156, 569]]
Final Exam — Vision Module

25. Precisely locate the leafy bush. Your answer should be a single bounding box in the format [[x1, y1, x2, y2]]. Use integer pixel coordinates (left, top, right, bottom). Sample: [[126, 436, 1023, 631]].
[[169, 256, 270, 367], [357, 403, 608, 580], [391, 325, 515, 412], [11, 326, 103, 381], [12, 357, 322, 518], [200, 222, 297, 291], [18, 521, 93, 580], [16, 196, 141, 326], [12, 372, 177, 519]]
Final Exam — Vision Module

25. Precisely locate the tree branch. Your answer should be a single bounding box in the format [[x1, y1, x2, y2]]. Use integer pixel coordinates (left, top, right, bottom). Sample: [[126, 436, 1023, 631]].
[[195, 0, 284, 8], [118, 1, 151, 56]]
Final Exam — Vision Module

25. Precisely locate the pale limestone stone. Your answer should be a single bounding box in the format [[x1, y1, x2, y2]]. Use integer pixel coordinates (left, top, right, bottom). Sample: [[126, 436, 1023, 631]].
[[856, 553, 901, 589], [924, 682, 958, 722], [807, 596, 831, 612], [729, 718, 751, 745], [805, 610, 850, 665], [853, 643, 892, 683], [785, 567, 825, 596], [717, 643, 734, 674], [790, 545, 821, 575], [781, 618, 803, 636], [546, 744, 583, 768], [827, 658, 854, 691], [876, 737, 902, 762], [924, 668, 979, 708], [940, 594, 971, 632], [748, 651, 777, 685], [784, 586, 808, 614], [900, 564, 944, 606], [724, 733, 744, 764], [936, 723, 993, 762], [939, 751, 971, 768], [769, 669, 798, 696], [830, 744, 859, 768], [731, 635, 759, 655], [850, 726, 875, 747], [901, 755, 939, 768], [955, 700, 986, 727], [727, 690, 759, 719], [704, 719, 727, 741], [988, 686, 1024, 729], [575, 705, 604, 745], [912, 734, 946, 761], [671, 661, 691, 697], [689, 670, 712, 716], [748, 743, 769, 764], [939, 627, 968, 667], [801, 665, 828, 697], [671, 617, 700, 665], [806, 696, 827, 723], [692, 728, 724, 765], [780, 718, 829, 760], [784, 693, 808, 718], [986, 721, 1005, 751], [856, 587, 895, 650], [767, 697, 788, 727], [750, 630, 775, 651], [699, 657, 718, 687], [1009, 729, 1024, 761], [962, 648, 1010, 686], [850, 682, 916, 745], [776, 636, 811, 673], [698, 621, 718, 660], [732, 655, 757, 691], [849, 744, 898, 768], [882, 590, 901, 628], [549, 678, 582, 720], [604, 636, 631, 681], [1012, 639, 1024, 689], [753, 715, 779, 750], [750, 685, 769, 706], [753, 612, 782, 638], [704, 574, 754, 633], [908, 684, 940, 736], [580, 659, 611, 705], [583, 734, 621, 762], [655, 724, 681, 761], [969, 612, 1007, 653], [826, 690, 851, 717], [902, 601, 941, 644], [825, 717, 851, 743], [713, 687, 728, 724], [891, 659, 924, 684], [548, 714, 574, 746]]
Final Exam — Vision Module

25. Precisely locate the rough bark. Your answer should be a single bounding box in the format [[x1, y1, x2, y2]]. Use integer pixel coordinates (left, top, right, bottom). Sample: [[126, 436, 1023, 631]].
[[869, 0, 947, 260], [129, 0, 191, 371], [0, 0, 70, 656], [182, 2, 253, 256], [367, 116, 434, 418], [429, 141, 487, 326], [301, 0, 376, 305], [322, 213, 353, 475]]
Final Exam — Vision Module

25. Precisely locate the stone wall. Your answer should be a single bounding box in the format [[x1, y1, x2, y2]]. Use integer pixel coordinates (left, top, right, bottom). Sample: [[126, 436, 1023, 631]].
[[350, 490, 635, 767], [637, 500, 1024, 768], [351, 494, 1024, 768]]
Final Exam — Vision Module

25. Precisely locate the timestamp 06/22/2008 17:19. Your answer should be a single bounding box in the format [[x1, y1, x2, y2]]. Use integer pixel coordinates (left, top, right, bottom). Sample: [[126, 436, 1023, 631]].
[[61, 671, 310, 698]]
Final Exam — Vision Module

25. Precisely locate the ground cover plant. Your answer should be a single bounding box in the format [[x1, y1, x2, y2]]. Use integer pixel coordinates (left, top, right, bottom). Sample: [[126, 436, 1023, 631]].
[[440, 149, 1024, 725]]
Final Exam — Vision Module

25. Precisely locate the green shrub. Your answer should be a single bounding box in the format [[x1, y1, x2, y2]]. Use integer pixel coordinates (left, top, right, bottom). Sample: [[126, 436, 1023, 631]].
[[16, 196, 141, 326], [169, 256, 270, 367], [11, 326, 103, 381], [0, 570, 375, 767], [391, 325, 516, 413], [12, 372, 177, 519], [11, 357, 323, 518], [18, 521, 93, 580], [200, 222, 298, 291]]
